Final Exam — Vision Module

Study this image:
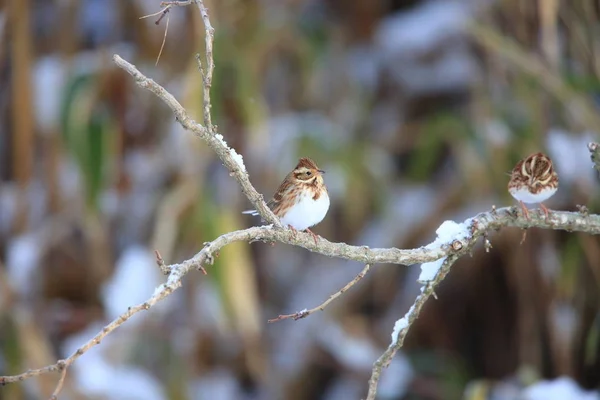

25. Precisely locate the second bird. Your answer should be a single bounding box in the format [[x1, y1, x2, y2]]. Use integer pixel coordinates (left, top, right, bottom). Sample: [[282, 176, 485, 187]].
[[508, 152, 559, 219]]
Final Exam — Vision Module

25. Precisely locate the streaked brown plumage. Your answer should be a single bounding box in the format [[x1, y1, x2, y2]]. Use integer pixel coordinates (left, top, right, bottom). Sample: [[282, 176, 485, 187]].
[[508, 152, 559, 219], [243, 157, 329, 242]]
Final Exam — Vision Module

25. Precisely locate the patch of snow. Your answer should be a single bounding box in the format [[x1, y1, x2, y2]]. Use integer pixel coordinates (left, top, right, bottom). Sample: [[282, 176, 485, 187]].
[[391, 304, 416, 343], [483, 119, 511, 147], [370, 101, 406, 143], [360, 185, 436, 248], [365, 147, 395, 180], [392, 186, 439, 230], [6, 233, 41, 296], [215, 133, 246, 172], [33, 56, 66, 133], [124, 149, 169, 191], [322, 376, 364, 400], [188, 369, 241, 400], [419, 257, 445, 282], [536, 242, 561, 281], [62, 322, 166, 400], [425, 219, 472, 250], [58, 158, 82, 202], [391, 48, 479, 95], [523, 376, 598, 400], [317, 322, 381, 370], [164, 120, 200, 174], [100, 189, 120, 218], [374, 1, 479, 95], [418, 218, 472, 281], [547, 129, 597, 186], [346, 44, 379, 93], [166, 269, 183, 286], [102, 245, 160, 321], [375, 1, 470, 57], [377, 354, 414, 398], [192, 281, 226, 330], [78, 0, 120, 46], [261, 112, 349, 169], [151, 283, 166, 298], [550, 302, 577, 346]]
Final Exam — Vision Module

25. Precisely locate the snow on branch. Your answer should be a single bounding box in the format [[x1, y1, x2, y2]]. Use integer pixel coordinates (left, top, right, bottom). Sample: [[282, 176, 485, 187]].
[[3, 206, 600, 398], [112, 54, 276, 227]]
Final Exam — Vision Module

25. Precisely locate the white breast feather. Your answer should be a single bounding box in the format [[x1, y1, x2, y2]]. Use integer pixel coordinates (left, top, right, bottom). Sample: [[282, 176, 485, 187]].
[[509, 186, 557, 204], [280, 192, 330, 231]]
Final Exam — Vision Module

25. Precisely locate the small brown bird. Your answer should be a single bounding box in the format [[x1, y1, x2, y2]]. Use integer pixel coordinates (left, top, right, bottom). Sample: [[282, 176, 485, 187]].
[[243, 157, 329, 242], [508, 152, 559, 219]]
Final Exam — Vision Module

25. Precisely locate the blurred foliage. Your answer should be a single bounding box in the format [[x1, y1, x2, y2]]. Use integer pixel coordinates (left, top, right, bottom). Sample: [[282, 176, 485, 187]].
[[61, 73, 116, 211], [1, 0, 600, 399]]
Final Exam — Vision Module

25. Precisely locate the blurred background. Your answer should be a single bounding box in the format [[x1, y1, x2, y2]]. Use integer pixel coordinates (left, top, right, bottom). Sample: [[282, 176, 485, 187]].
[[1, 0, 600, 399]]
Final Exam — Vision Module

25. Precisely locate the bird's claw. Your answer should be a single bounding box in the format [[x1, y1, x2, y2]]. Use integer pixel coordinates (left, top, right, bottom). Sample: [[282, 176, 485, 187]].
[[540, 203, 550, 222], [305, 228, 320, 245], [288, 225, 298, 240], [519, 201, 530, 220]]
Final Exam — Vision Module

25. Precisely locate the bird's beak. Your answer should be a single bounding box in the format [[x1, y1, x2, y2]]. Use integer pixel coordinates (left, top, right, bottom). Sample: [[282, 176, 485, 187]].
[[318, 169, 325, 174]]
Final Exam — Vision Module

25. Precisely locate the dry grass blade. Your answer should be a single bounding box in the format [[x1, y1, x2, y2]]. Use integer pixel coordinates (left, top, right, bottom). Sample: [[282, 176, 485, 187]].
[[48, 361, 67, 400], [155, 13, 169, 66], [139, 7, 170, 21]]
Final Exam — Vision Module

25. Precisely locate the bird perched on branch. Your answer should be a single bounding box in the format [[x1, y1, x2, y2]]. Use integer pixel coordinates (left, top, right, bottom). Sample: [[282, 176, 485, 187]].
[[508, 152, 559, 220], [243, 157, 330, 243]]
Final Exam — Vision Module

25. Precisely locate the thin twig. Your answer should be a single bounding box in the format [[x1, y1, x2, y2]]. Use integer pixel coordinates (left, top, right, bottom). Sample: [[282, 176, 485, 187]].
[[48, 361, 67, 400], [0, 273, 183, 385], [160, 1, 197, 7], [268, 264, 371, 322], [139, 6, 171, 21], [155, 13, 169, 65], [112, 54, 279, 227], [588, 142, 600, 172], [366, 256, 458, 400], [195, 0, 214, 131], [155, 8, 169, 25], [3, 207, 600, 388], [156, 1, 214, 130]]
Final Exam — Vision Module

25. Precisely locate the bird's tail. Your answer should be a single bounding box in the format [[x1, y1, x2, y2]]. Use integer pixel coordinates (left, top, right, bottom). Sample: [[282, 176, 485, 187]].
[[242, 210, 259, 216]]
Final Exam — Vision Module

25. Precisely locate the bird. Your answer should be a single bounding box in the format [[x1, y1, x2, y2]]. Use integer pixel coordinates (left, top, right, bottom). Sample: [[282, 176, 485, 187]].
[[508, 152, 559, 220], [243, 157, 329, 243]]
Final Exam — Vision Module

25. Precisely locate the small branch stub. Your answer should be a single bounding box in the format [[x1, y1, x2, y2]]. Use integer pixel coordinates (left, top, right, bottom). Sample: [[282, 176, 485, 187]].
[[588, 142, 600, 171], [451, 239, 463, 251]]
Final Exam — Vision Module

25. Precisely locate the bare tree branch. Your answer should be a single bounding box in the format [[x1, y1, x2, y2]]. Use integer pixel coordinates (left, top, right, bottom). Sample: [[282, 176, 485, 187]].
[[112, 54, 280, 227], [2, 206, 600, 392], [588, 142, 600, 172], [195, 0, 214, 130], [48, 362, 67, 400], [366, 254, 460, 400], [268, 264, 372, 322]]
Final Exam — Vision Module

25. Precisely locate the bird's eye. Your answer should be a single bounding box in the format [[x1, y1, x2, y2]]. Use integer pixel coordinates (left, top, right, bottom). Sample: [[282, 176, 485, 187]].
[[306, 171, 312, 176]]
